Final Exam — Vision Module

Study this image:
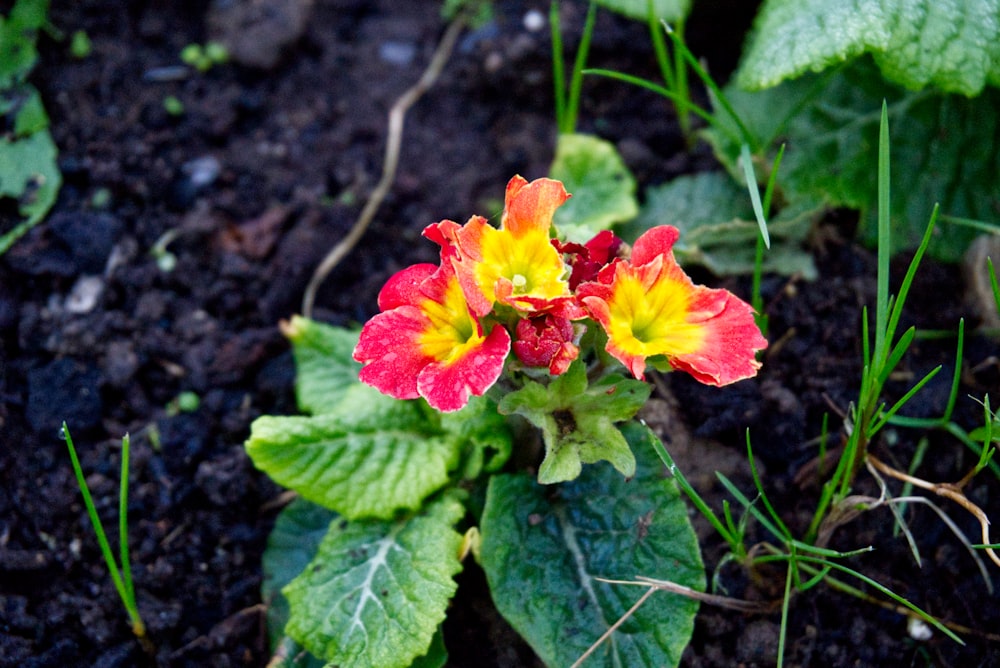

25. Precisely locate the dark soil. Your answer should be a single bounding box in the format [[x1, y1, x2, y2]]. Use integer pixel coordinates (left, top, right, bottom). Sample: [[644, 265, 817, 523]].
[[1, 1, 997, 667]]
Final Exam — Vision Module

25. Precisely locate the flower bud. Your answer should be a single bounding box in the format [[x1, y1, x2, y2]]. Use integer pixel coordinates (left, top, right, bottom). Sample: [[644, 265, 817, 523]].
[[513, 315, 579, 375]]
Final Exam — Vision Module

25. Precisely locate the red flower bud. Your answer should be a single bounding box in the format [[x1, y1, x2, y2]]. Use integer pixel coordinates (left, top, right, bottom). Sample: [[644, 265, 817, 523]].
[[513, 315, 579, 375]]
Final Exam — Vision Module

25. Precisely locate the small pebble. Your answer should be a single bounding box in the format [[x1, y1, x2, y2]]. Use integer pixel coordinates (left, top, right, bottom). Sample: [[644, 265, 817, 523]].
[[379, 41, 416, 66], [182, 155, 222, 188], [65, 275, 104, 314], [523, 9, 546, 32]]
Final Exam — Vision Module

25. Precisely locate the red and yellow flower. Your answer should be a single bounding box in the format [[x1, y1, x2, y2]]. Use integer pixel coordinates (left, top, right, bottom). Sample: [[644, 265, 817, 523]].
[[578, 225, 767, 386], [353, 261, 510, 412], [428, 176, 583, 318]]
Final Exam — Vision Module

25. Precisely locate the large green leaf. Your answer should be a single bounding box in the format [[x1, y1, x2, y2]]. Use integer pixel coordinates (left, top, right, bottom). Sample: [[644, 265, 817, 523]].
[[621, 171, 818, 278], [246, 388, 462, 519], [737, 0, 1000, 96], [595, 0, 690, 22], [283, 493, 464, 668], [551, 133, 638, 243], [480, 421, 703, 667], [707, 60, 1000, 261], [498, 361, 650, 484], [261, 498, 335, 666], [283, 316, 362, 415]]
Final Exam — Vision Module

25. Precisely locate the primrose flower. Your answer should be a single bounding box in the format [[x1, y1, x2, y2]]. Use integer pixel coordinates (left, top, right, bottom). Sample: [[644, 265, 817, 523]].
[[353, 261, 511, 412], [578, 225, 767, 386], [428, 176, 582, 318], [512, 314, 579, 375]]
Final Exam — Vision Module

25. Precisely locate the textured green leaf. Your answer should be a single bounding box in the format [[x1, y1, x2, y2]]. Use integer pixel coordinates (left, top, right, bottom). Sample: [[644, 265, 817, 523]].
[[707, 60, 1000, 261], [283, 494, 464, 668], [737, 0, 1000, 96], [621, 171, 818, 278], [261, 497, 335, 665], [480, 421, 703, 667], [551, 133, 639, 243], [498, 361, 650, 484], [245, 391, 461, 519], [594, 0, 690, 22], [284, 316, 362, 415]]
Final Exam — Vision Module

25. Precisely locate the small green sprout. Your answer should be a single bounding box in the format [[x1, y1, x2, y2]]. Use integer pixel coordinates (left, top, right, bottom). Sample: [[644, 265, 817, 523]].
[[69, 29, 91, 59], [63, 424, 152, 653], [180, 41, 229, 72], [166, 391, 200, 415], [162, 95, 184, 117]]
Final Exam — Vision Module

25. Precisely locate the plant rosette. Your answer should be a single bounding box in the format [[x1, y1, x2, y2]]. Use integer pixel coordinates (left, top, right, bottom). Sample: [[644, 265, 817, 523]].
[[248, 175, 767, 668]]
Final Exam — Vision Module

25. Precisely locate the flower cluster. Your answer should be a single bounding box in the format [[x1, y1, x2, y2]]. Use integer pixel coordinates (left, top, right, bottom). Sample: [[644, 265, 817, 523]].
[[354, 176, 767, 412]]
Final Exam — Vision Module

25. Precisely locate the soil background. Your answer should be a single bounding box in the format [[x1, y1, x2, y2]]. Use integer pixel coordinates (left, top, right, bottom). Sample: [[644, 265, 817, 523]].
[[1, 1, 998, 667]]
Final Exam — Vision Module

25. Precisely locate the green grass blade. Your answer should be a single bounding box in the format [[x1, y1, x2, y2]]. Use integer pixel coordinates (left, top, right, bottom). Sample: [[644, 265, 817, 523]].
[[583, 69, 724, 136], [885, 206, 938, 348], [564, 0, 597, 134], [797, 556, 964, 645], [740, 143, 770, 249], [989, 258, 1000, 313], [550, 1, 566, 131], [63, 424, 130, 610], [661, 20, 757, 149], [746, 431, 788, 537], [874, 100, 891, 371], [869, 366, 942, 437], [649, 429, 737, 547]]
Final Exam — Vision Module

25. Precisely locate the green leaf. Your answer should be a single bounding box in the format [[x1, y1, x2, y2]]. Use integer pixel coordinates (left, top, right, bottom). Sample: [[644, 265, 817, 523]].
[[261, 497, 335, 665], [736, 0, 1000, 96], [0, 0, 48, 87], [0, 125, 61, 255], [480, 421, 704, 668], [594, 0, 690, 22], [439, 395, 512, 478], [283, 316, 362, 415], [621, 171, 818, 278], [707, 60, 1000, 261], [550, 133, 639, 243], [283, 493, 464, 668], [498, 361, 650, 484], [245, 391, 462, 519]]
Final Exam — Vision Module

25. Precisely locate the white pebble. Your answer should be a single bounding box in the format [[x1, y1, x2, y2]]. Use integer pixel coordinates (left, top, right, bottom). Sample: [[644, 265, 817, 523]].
[[523, 9, 545, 32]]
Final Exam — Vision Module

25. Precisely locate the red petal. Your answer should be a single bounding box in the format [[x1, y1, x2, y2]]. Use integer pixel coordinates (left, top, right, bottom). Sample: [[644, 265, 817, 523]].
[[631, 225, 680, 266], [669, 291, 767, 386], [354, 306, 433, 400], [377, 264, 437, 311], [417, 325, 511, 412], [502, 176, 570, 236]]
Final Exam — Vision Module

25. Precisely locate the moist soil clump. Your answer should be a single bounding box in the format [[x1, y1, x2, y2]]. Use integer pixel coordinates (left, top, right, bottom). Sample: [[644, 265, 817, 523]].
[[1, 1, 997, 666]]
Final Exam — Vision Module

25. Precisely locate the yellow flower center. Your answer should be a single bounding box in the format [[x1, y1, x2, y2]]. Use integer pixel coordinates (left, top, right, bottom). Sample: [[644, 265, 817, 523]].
[[474, 226, 567, 304], [418, 278, 484, 364], [605, 271, 704, 357]]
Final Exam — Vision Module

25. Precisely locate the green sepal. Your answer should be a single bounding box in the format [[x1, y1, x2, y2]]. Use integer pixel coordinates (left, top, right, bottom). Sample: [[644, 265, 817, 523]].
[[498, 361, 650, 484], [282, 493, 465, 668], [479, 421, 704, 667]]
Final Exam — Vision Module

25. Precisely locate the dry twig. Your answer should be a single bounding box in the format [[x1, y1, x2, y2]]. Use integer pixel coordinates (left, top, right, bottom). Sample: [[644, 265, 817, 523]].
[[301, 18, 465, 317]]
